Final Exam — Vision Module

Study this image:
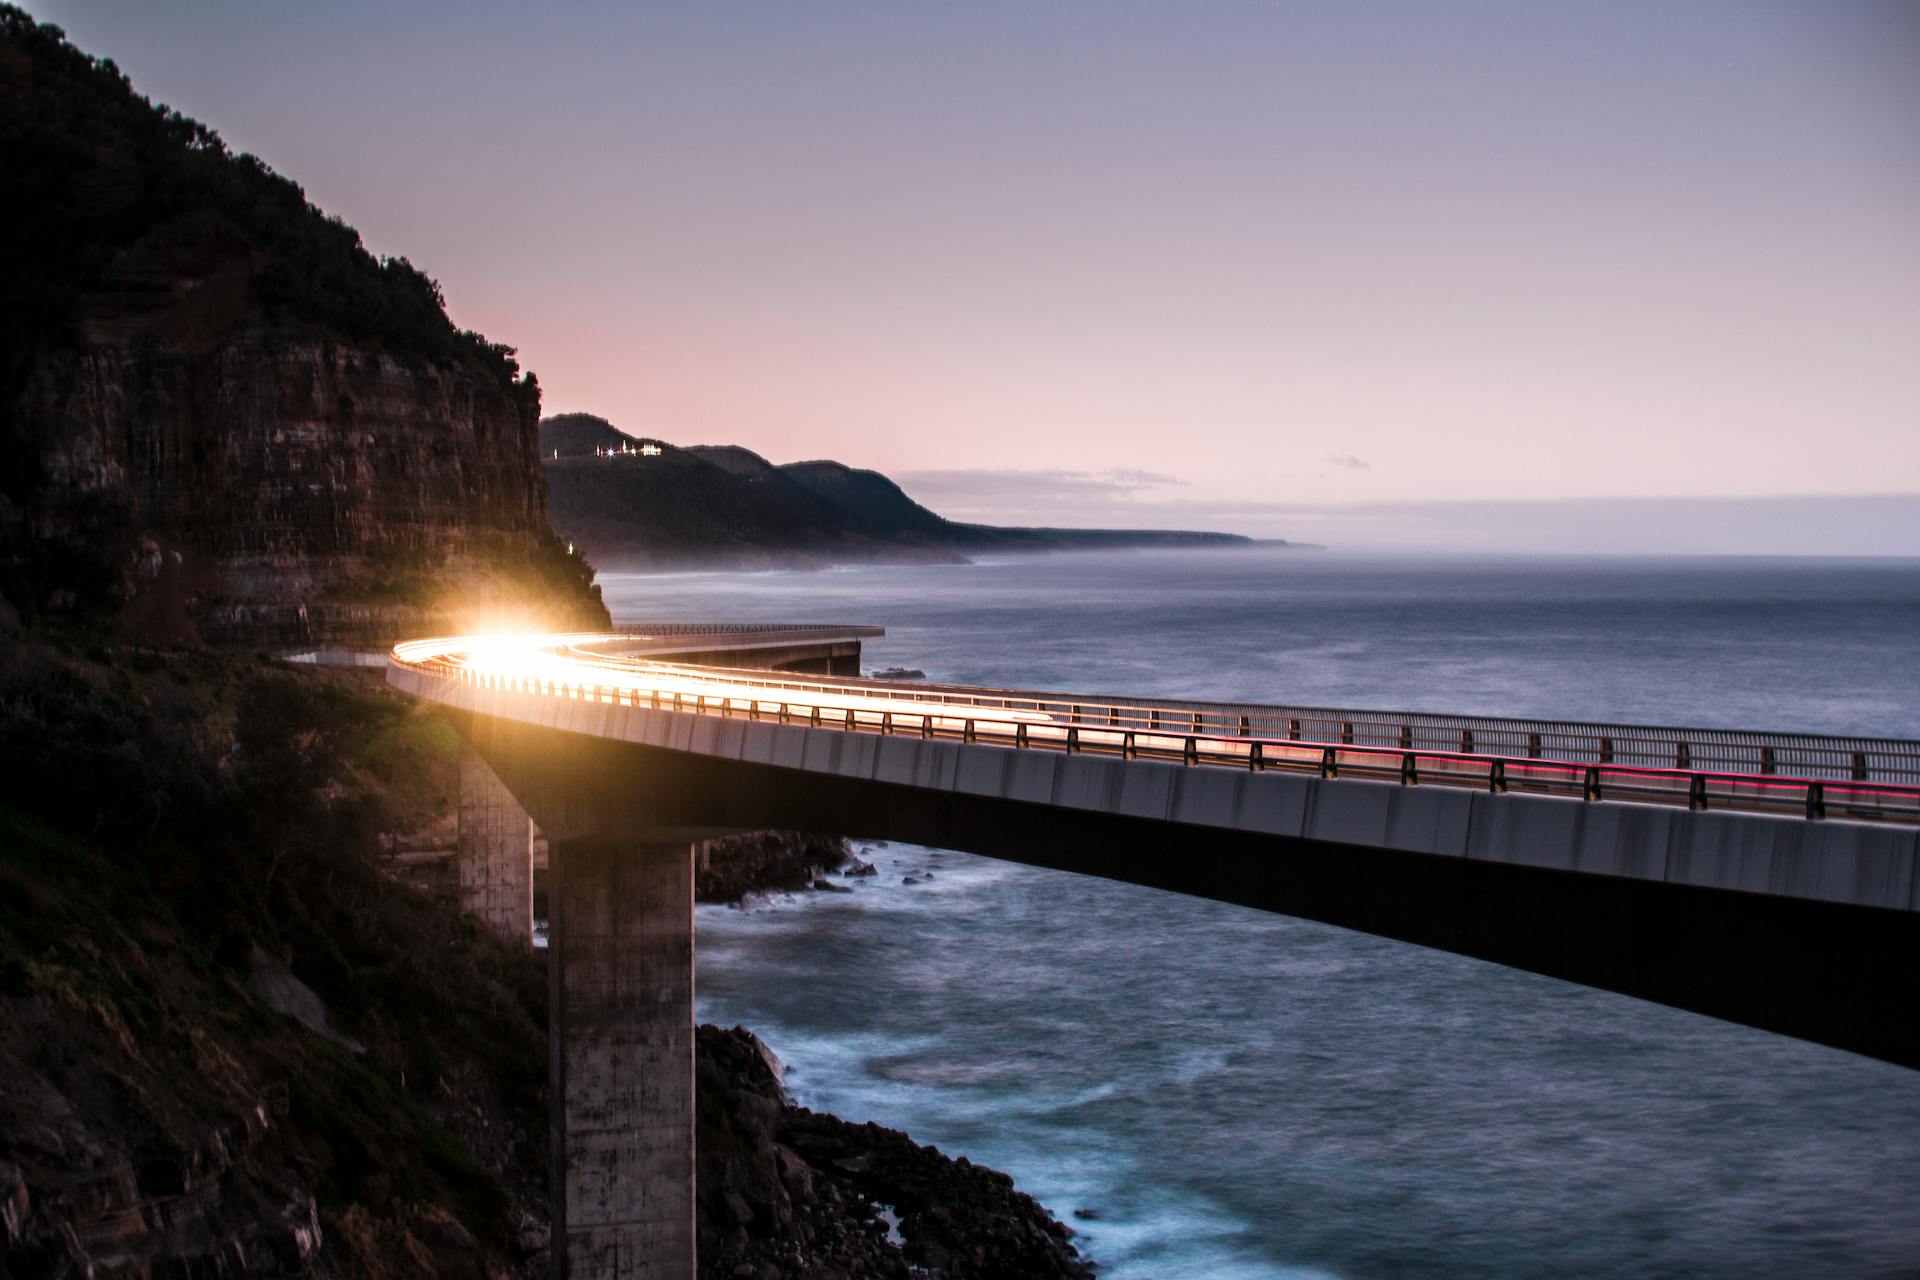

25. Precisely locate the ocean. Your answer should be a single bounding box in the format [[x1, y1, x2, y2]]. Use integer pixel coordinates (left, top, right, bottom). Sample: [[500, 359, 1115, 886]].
[[598, 551, 1920, 1278]]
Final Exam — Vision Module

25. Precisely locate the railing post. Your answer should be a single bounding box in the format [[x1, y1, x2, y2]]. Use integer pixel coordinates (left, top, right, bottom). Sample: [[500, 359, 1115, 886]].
[[1599, 737, 1614, 764], [1489, 759, 1506, 793], [1761, 745, 1776, 775], [1341, 721, 1354, 746], [1321, 747, 1338, 779], [1676, 741, 1690, 769], [1108, 706, 1119, 727], [1806, 781, 1826, 821], [1399, 725, 1413, 751], [1688, 774, 1708, 812], [1460, 729, 1474, 755], [1239, 714, 1251, 737], [881, 711, 892, 735], [809, 704, 821, 728], [1585, 767, 1602, 802], [1528, 732, 1541, 759], [1852, 751, 1869, 782], [845, 708, 855, 732], [1183, 736, 1198, 765], [1067, 727, 1080, 753], [1400, 753, 1417, 785], [964, 719, 976, 743], [1016, 723, 1029, 749], [1249, 741, 1264, 772], [921, 714, 934, 740], [778, 702, 789, 724], [1124, 732, 1137, 760], [1288, 718, 1301, 741]]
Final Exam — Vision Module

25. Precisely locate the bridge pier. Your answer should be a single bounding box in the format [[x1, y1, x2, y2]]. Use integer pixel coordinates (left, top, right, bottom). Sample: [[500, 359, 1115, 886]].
[[548, 833, 696, 1280], [457, 744, 535, 946]]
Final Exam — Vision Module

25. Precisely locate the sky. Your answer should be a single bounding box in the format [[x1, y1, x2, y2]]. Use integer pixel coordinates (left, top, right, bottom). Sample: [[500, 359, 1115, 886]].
[[31, 1, 1920, 552]]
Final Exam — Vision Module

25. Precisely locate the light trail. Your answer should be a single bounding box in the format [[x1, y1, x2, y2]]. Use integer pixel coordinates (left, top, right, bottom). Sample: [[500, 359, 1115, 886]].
[[390, 631, 1920, 826]]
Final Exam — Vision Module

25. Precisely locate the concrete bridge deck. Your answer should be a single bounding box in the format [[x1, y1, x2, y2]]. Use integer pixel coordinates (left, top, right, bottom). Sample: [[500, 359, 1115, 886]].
[[389, 625, 1920, 1280]]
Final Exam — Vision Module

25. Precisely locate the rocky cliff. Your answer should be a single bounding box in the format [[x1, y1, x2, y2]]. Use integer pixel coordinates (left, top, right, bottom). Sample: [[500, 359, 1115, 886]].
[[0, 9, 606, 645], [13, 327, 608, 646]]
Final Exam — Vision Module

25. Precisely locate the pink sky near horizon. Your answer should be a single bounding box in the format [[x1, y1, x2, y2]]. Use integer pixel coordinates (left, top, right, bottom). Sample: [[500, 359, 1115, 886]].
[[32, 2, 1920, 548]]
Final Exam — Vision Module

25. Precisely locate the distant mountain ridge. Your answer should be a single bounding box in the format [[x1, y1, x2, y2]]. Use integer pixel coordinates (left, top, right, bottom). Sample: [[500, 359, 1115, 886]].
[[539, 412, 1269, 571]]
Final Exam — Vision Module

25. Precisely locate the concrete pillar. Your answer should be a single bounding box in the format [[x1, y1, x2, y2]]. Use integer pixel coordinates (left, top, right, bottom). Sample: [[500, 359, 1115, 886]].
[[457, 744, 536, 946], [548, 835, 696, 1280]]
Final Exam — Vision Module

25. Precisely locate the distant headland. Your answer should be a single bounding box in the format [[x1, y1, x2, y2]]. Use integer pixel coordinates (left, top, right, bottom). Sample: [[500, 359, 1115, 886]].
[[540, 412, 1286, 572]]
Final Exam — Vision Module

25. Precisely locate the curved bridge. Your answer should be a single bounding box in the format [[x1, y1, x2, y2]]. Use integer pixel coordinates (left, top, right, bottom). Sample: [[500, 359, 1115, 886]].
[[389, 625, 1920, 1280]]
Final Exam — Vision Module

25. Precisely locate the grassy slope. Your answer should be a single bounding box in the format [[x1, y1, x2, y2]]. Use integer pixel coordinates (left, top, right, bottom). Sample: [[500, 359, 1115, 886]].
[[0, 639, 549, 1276]]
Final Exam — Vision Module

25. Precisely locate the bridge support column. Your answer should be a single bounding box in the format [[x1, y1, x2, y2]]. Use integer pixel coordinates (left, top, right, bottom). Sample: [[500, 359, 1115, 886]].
[[457, 744, 534, 946], [548, 834, 695, 1280]]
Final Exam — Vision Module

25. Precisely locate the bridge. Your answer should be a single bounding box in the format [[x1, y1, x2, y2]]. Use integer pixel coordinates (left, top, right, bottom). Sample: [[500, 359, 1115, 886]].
[[388, 624, 1920, 1280]]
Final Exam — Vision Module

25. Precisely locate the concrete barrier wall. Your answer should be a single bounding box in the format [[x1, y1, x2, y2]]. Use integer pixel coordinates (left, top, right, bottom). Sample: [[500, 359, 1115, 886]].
[[393, 670, 1920, 914]]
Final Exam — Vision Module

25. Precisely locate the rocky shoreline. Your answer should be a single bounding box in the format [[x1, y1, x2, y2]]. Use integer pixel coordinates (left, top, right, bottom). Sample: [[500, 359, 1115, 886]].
[[695, 831, 864, 907], [697, 1025, 1091, 1280], [690, 837, 1094, 1280]]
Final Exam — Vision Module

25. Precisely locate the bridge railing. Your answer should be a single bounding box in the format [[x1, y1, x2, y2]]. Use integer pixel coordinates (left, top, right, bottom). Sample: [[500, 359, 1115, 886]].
[[393, 647, 1920, 827], [565, 646, 1920, 788], [609, 623, 886, 641], [583, 627, 1920, 786]]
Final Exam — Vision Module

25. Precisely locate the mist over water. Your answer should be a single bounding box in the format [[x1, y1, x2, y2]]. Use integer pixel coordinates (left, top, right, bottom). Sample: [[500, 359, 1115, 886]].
[[601, 552, 1920, 1278]]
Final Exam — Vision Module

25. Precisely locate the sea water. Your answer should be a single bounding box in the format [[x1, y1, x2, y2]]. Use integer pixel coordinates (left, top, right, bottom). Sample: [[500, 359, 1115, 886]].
[[599, 552, 1920, 1278]]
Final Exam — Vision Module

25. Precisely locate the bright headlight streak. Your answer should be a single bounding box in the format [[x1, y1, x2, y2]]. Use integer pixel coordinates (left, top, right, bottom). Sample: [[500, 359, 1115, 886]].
[[396, 633, 1062, 728]]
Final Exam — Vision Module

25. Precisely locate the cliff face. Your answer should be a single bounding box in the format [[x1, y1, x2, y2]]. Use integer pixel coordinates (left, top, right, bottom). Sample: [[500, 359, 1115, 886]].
[[0, 10, 607, 644], [15, 323, 597, 646]]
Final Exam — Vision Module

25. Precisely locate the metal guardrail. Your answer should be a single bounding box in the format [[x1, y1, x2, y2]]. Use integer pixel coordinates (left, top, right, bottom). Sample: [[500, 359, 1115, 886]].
[[597, 629, 1920, 786], [391, 631, 1920, 827], [612, 623, 887, 641]]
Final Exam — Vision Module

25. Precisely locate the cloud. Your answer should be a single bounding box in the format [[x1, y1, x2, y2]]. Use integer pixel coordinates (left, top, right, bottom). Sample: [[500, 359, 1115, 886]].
[[894, 474, 1920, 555], [895, 467, 1188, 515], [1102, 468, 1189, 488], [1099, 493, 1920, 555], [1324, 454, 1371, 471]]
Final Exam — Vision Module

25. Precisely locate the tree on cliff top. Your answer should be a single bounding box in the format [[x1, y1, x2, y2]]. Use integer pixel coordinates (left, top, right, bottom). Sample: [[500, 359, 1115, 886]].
[[0, 5, 529, 402]]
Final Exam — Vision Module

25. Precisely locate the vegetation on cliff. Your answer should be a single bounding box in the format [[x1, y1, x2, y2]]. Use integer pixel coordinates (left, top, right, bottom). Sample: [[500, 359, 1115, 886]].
[[0, 8, 606, 643], [0, 640, 551, 1274], [0, 6, 525, 407], [0, 642, 1092, 1277]]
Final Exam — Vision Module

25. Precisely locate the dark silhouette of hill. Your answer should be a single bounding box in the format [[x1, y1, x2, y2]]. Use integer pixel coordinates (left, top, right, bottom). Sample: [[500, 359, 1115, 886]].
[[539, 413, 1263, 570], [540, 415, 965, 570]]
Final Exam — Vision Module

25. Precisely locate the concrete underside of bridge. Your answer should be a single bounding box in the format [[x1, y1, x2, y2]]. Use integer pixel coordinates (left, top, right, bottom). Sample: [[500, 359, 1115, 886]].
[[465, 711, 1919, 1069], [450, 705, 1918, 1278]]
